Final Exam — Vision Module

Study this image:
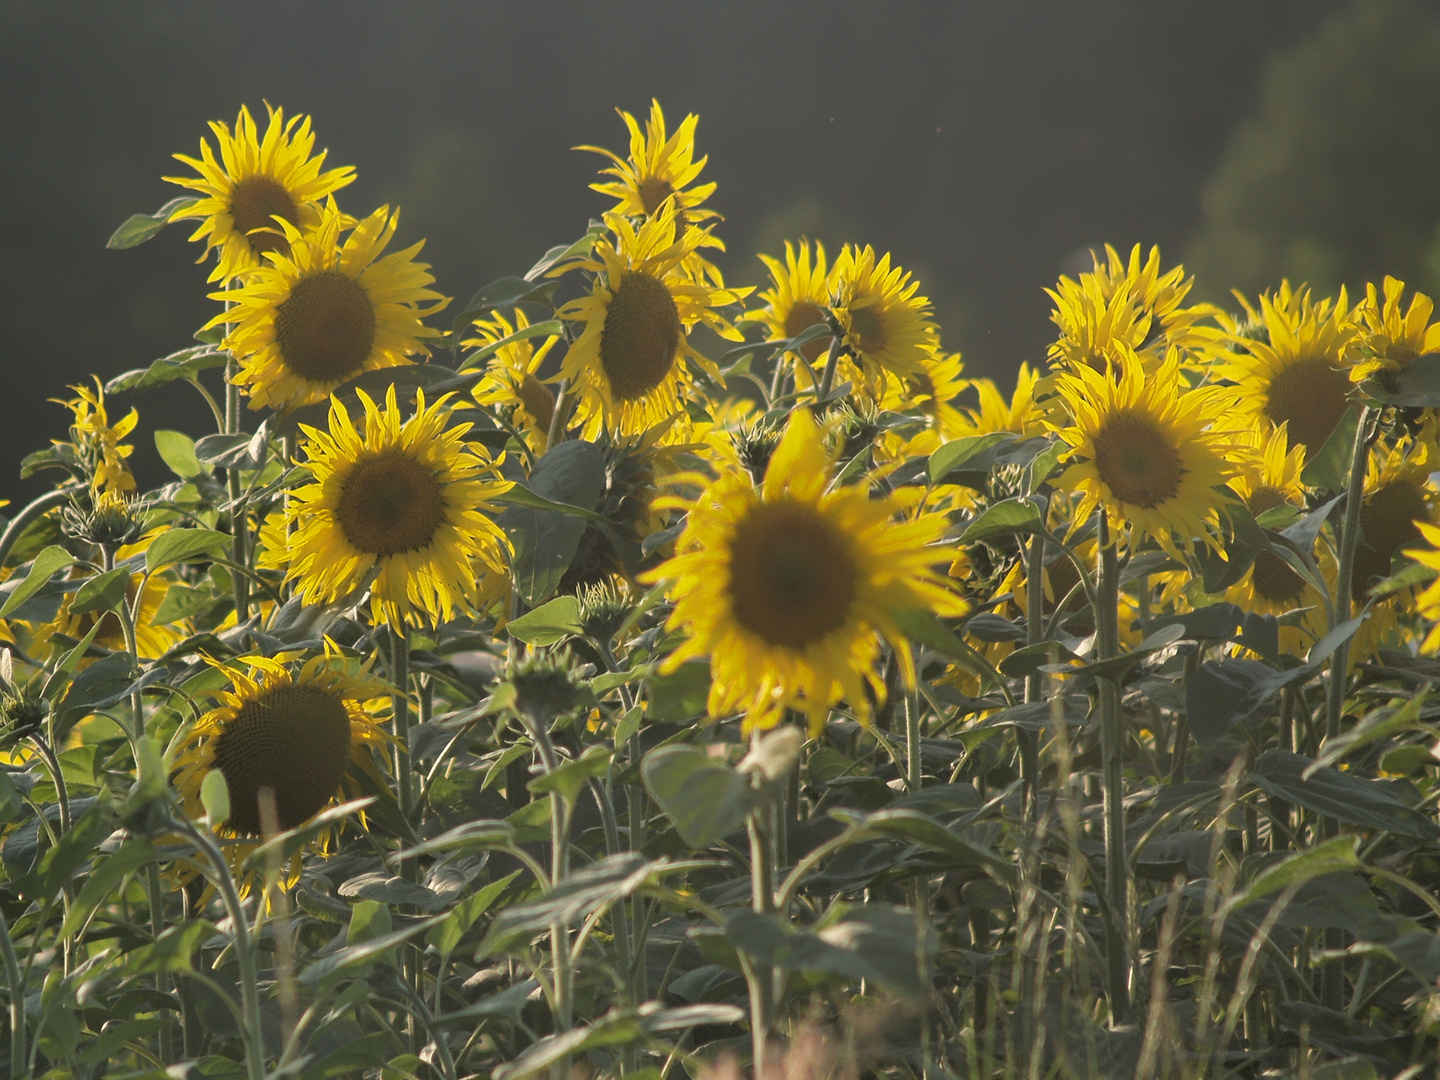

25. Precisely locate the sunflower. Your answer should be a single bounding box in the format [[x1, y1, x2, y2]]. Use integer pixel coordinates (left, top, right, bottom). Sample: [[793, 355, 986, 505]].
[[1049, 348, 1243, 559], [879, 350, 969, 435], [579, 99, 719, 226], [830, 245, 940, 393], [1404, 519, 1440, 653], [1046, 244, 1217, 376], [171, 649, 389, 885], [1217, 284, 1359, 459], [166, 104, 355, 284], [208, 201, 448, 413], [50, 378, 137, 495], [744, 239, 854, 388], [556, 206, 747, 439], [642, 408, 966, 736], [36, 563, 181, 664], [1220, 429, 1327, 655], [467, 309, 562, 454], [954, 363, 1048, 439], [1353, 276, 1440, 383], [261, 386, 512, 632], [1347, 435, 1439, 660]]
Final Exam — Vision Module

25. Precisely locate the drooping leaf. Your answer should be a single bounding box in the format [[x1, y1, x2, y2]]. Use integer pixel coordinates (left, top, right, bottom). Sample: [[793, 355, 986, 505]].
[[106, 196, 199, 249], [642, 745, 755, 848], [1250, 750, 1440, 840], [499, 440, 606, 605], [507, 595, 584, 645]]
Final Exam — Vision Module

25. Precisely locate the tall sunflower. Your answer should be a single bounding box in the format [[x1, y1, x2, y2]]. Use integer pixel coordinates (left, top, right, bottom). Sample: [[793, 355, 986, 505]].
[[262, 387, 512, 632], [171, 649, 389, 884], [1049, 348, 1244, 559], [556, 207, 747, 439], [831, 245, 940, 393], [578, 100, 719, 226], [1222, 429, 1326, 654], [208, 201, 448, 413], [1353, 276, 1440, 383], [166, 104, 355, 284], [1217, 284, 1359, 459], [744, 240, 853, 387], [467, 309, 562, 454], [642, 409, 966, 736], [1046, 244, 1216, 376]]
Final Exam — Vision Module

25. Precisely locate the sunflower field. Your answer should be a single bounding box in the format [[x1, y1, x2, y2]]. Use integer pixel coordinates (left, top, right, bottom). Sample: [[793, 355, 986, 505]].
[[4, 100, 1440, 1080]]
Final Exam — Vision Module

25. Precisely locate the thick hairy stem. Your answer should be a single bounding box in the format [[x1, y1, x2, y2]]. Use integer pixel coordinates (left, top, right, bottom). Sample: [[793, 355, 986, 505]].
[[1, 906, 24, 1080], [390, 626, 414, 818], [224, 360, 250, 621], [815, 332, 844, 402], [1097, 511, 1130, 1022], [1021, 530, 1046, 820], [746, 794, 777, 1077]]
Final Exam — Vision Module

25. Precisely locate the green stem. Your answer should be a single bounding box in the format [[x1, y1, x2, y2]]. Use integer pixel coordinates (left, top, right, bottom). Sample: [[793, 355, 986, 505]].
[[225, 360, 250, 622], [1021, 530, 1045, 820], [905, 686, 923, 794], [1096, 511, 1130, 1022], [146, 863, 175, 1063], [815, 333, 843, 403], [390, 626, 414, 819], [745, 790, 776, 1077], [0, 489, 69, 571], [547, 380, 570, 448], [1, 905, 25, 1080]]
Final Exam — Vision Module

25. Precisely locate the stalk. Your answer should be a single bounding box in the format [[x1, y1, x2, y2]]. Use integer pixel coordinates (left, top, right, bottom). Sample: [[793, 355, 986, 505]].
[[390, 626, 414, 818], [815, 331, 843, 402], [1096, 511, 1129, 1021], [905, 686, 923, 794], [745, 787, 777, 1077], [1, 906, 24, 1080], [1021, 530, 1045, 820], [224, 359, 250, 622]]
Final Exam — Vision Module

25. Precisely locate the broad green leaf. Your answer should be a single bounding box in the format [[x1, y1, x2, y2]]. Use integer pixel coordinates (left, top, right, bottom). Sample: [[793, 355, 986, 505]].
[[0, 545, 73, 617], [529, 743, 613, 804], [1300, 403, 1360, 492], [106, 195, 198, 249], [1250, 750, 1440, 840], [507, 595, 583, 645], [154, 429, 205, 478], [426, 870, 523, 955], [642, 745, 755, 848], [69, 566, 129, 615], [644, 659, 711, 721], [928, 433, 1014, 483], [958, 497, 1043, 543], [1360, 351, 1440, 407], [498, 440, 606, 604], [60, 835, 166, 937], [118, 920, 213, 975], [1185, 658, 1277, 745], [1226, 836, 1361, 911], [145, 528, 232, 572], [106, 345, 226, 394], [1311, 685, 1433, 772]]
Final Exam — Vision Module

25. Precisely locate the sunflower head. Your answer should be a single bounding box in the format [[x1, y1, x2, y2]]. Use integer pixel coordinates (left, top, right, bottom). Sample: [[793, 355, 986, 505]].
[[555, 207, 747, 438], [955, 363, 1047, 440], [578, 100, 719, 225], [60, 489, 144, 550], [467, 308, 562, 453], [49, 377, 138, 495], [206, 201, 449, 412], [1353, 276, 1440, 383], [831, 245, 940, 393], [261, 385, 513, 632], [744, 239, 847, 382], [173, 649, 389, 843], [166, 104, 356, 283], [504, 648, 589, 731], [643, 408, 965, 735], [1217, 284, 1359, 459]]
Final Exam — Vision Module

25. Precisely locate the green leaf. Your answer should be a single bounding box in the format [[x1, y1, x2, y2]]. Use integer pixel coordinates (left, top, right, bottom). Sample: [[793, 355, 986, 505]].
[[297, 1033, 389, 1080], [60, 835, 166, 938], [1226, 836, 1361, 911], [106, 195, 198, 249], [893, 608, 972, 660], [844, 807, 1019, 884], [642, 745, 755, 848], [17, 800, 114, 903], [54, 651, 137, 736], [959, 497, 1043, 543], [723, 907, 933, 996], [1249, 750, 1440, 840], [1300, 403, 1360, 492], [154, 429, 206, 478], [523, 221, 607, 280], [200, 768, 230, 825], [69, 566, 129, 615], [498, 440, 606, 605], [118, 920, 213, 975], [426, 870, 523, 955], [644, 659, 711, 721], [529, 743, 613, 804], [1067, 623, 1186, 682], [928, 433, 1014, 483], [0, 545, 74, 617], [106, 345, 226, 394], [1360, 351, 1440, 407], [242, 798, 375, 872], [507, 595, 583, 645], [1311, 686, 1433, 772], [1186, 658, 1277, 744], [145, 528, 232, 572]]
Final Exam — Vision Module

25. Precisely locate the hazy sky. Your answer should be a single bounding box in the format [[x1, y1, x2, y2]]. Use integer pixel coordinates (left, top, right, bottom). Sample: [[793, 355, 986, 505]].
[[1, 0, 1347, 499]]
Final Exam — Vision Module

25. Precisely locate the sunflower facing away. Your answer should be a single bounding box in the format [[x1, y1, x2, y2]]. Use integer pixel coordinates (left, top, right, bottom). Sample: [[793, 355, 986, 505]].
[[172, 649, 389, 884], [467, 308, 562, 453], [831, 245, 941, 396], [556, 206, 747, 438], [209, 201, 448, 412], [1050, 348, 1243, 559], [166, 104, 355, 284], [262, 387, 512, 632], [1218, 283, 1358, 459], [955, 363, 1047, 440], [643, 408, 966, 736]]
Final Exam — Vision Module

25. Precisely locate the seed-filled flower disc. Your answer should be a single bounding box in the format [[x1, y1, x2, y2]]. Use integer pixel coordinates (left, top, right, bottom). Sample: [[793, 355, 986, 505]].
[[1050, 347, 1245, 560], [207, 201, 448, 412], [166, 104, 355, 284], [643, 408, 966, 735], [172, 651, 390, 880], [1218, 283, 1358, 459], [578, 99, 719, 226], [264, 386, 512, 632], [557, 207, 747, 439]]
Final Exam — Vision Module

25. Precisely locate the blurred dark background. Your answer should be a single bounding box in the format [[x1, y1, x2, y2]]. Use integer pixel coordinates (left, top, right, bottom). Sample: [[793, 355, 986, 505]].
[[5, 0, 1440, 502]]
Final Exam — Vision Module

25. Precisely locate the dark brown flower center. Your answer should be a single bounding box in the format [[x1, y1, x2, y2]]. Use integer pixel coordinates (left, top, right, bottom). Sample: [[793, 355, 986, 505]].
[[1353, 479, 1429, 601], [1245, 485, 1308, 604], [638, 176, 675, 216], [336, 451, 446, 557], [1264, 356, 1352, 455], [600, 271, 682, 402], [211, 684, 353, 837], [728, 500, 858, 649], [274, 270, 377, 385], [1092, 409, 1184, 508], [229, 175, 299, 258], [783, 300, 832, 364], [848, 303, 888, 354], [516, 372, 556, 436]]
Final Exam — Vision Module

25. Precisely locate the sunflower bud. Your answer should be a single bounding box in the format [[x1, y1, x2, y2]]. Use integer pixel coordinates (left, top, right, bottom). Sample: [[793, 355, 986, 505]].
[[577, 580, 630, 644], [505, 649, 590, 730], [61, 490, 144, 550]]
